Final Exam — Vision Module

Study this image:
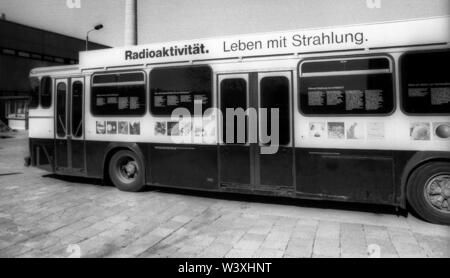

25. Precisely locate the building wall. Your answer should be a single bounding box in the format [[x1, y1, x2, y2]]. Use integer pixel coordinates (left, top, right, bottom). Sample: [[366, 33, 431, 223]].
[[0, 19, 109, 129]]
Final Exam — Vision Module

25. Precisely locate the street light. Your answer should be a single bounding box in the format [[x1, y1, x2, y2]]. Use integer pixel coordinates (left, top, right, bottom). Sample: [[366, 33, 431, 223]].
[[86, 24, 104, 51]]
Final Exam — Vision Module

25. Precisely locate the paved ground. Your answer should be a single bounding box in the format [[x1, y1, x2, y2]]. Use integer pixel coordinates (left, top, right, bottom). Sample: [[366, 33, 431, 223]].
[[0, 132, 449, 258]]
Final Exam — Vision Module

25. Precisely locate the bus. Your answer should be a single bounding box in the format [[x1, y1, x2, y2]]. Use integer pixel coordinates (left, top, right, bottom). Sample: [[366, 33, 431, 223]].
[[28, 17, 450, 225]]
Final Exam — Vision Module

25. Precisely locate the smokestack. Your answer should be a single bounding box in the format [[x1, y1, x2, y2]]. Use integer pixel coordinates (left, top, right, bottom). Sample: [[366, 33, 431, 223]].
[[124, 0, 138, 46]]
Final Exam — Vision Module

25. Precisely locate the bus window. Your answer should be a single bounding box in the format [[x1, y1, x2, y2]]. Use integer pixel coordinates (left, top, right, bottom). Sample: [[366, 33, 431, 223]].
[[220, 78, 247, 144], [91, 72, 146, 116], [401, 50, 450, 114], [72, 81, 83, 138], [40, 76, 52, 109], [56, 82, 67, 138], [29, 77, 39, 108], [260, 76, 290, 146], [150, 66, 212, 116], [299, 57, 394, 115]]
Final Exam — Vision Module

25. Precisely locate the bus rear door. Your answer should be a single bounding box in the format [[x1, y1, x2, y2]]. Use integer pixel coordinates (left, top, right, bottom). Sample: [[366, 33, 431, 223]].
[[55, 77, 86, 175]]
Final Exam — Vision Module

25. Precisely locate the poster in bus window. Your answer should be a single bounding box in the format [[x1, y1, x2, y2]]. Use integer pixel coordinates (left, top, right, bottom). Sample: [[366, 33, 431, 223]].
[[202, 115, 216, 137], [168, 122, 180, 136], [130, 121, 141, 135], [107, 121, 117, 135], [309, 122, 325, 139], [96, 121, 106, 134], [194, 127, 205, 138], [118, 121, 129, 135], [179, 120, 192, 136], [155, 122, 167, 136], [346, 122, 365, 140], [433, 122, 450, 140], [328, 122, 345, 139], [367, 122, 385, 140], [410, 122, 430, 141]]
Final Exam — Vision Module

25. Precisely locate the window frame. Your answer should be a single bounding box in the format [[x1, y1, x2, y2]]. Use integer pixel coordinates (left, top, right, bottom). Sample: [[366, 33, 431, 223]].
[[149, 65, 214, 117], [259, 75, 292, 146], [56, 81, 68, 138], [90, 70, 147, 117], [298, 54, 396, 117], [219, 77, 249, 145], [40, 76, 53, 109], [29, 77, 40, 109], [399, 48, 450, 116], [71, 81, 84, 139]]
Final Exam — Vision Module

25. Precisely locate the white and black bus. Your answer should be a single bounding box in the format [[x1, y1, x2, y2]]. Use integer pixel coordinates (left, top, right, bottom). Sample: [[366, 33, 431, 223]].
[[28, 17, 450, 224]]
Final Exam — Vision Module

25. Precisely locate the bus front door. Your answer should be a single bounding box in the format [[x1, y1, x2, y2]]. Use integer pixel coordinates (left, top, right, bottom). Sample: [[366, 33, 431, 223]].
[[219, 72, 294, 194], [55, 78, 86, 175]]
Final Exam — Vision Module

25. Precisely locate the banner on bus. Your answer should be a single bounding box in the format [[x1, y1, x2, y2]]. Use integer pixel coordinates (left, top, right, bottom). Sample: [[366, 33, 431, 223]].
[[79, 17, 450, 69]]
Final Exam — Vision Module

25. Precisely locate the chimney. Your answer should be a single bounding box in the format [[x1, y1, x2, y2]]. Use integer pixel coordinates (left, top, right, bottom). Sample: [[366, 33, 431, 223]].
[[1, 14, 6, 20], [124, 0, 138, 46]]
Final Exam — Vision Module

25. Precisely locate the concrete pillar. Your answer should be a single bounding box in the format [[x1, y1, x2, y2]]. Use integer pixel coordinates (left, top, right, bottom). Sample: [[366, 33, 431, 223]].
[[124, 0, 138, 46]]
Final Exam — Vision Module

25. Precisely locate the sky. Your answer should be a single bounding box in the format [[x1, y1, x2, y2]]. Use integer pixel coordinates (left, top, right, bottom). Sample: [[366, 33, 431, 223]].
[[0, 0, 449, 47]]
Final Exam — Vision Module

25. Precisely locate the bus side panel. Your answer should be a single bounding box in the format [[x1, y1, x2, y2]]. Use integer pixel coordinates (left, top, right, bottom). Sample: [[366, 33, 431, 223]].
[[29, 138, 55, 173], [148, 144, 218, 190], [85, 141, 107, 178], [295, 148, 410, 205]]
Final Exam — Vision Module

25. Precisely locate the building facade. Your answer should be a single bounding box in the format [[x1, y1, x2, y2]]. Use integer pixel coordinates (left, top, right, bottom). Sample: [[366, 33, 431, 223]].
[[0, 19, 108, 130]]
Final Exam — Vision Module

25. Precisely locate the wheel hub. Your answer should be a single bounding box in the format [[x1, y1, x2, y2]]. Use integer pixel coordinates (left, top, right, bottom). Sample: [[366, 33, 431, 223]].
[[122, 161, 137, 178], [425, 175, 450, 212]]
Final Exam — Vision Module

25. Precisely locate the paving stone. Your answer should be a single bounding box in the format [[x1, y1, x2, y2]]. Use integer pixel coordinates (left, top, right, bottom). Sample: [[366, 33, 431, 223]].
[[253, 247, 284, 258], [225, 248, 255, 258]]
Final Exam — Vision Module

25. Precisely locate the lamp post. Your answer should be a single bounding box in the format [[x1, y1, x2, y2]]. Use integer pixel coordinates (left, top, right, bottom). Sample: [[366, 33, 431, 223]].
[[86, 24, 104, 51]]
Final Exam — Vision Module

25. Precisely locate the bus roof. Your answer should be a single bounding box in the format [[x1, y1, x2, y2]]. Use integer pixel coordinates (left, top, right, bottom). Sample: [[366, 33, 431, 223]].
[[30, 64, 79, 76], [79, 16, 449, 70]]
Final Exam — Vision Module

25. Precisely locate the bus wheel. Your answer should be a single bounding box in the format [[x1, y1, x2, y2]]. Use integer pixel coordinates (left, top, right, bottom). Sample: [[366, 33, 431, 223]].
[[108, 150, 145, 192], [407, 162, 450, 225]]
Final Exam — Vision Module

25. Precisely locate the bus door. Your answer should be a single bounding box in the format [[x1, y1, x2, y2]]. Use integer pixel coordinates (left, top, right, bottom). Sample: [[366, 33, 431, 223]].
[[55, 78, 86, 174], [255, 72, 294, 193], [219, 74, 252, 187], [219, 72, 294, 193]]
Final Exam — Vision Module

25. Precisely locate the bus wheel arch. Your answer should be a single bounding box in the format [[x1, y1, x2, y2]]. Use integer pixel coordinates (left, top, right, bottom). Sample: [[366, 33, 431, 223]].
[[404, 158, 450, 225], [103, 144, 146, 192]]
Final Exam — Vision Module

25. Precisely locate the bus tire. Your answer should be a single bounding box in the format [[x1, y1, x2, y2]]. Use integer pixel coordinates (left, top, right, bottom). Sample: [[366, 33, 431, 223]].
[[108, 150, 146, 192], [407, 162, 450, 225]]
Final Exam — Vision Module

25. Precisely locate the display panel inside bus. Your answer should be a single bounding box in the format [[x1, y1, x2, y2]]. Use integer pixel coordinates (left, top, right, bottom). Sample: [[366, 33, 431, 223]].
[[150, 66, 212, 116], [299, 57, 394, 115], [401, 50, 450, 114], [91, 72, 146, 116]]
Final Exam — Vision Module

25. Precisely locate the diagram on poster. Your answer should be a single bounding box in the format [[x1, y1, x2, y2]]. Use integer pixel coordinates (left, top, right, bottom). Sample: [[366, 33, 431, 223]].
[[107, 121, 117, 135], [410, 122, 430, 141], [346, 122, 365, 140], [309, 122, 326, 138], [168, 122, 180, 136], [328, 122, 345, 139], [155, 122, 167, 136], [130, 121, 141, 135], [367, 122, 385, 140], [118, 121, 129, 135], [433, 122, 450, 140], [96, 121, 106, 134]]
